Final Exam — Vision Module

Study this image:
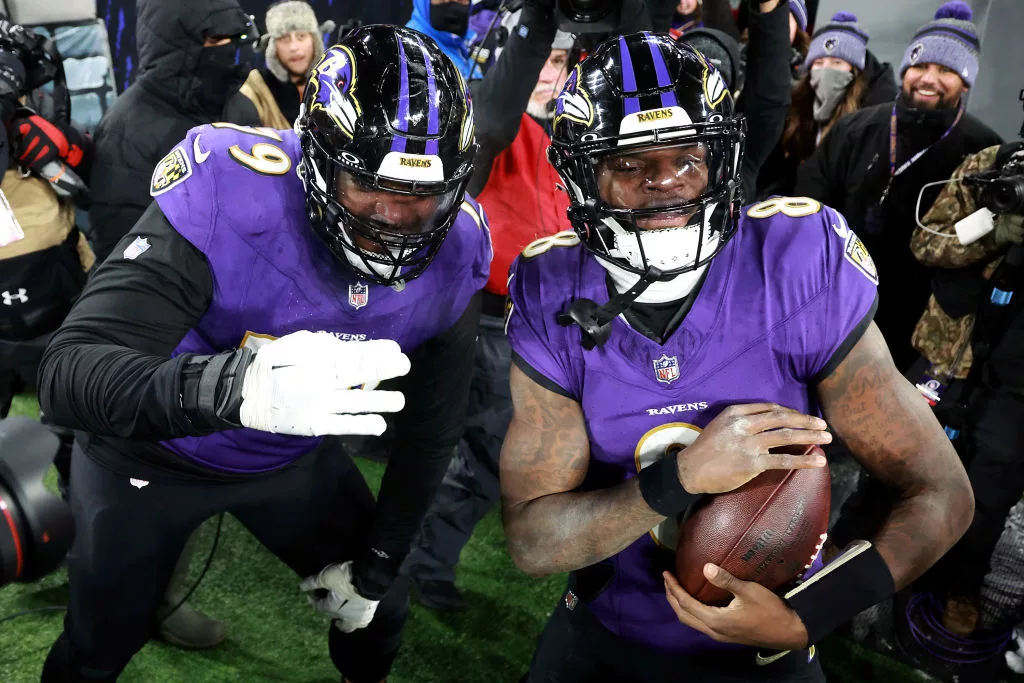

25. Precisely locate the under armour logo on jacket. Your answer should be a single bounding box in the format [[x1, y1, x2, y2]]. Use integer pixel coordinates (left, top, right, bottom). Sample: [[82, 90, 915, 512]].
[[2, 288, 28, 305]]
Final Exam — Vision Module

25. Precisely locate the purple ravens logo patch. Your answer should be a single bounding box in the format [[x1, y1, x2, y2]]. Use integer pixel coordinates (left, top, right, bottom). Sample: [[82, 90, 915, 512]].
[[309, 45, 362, 139], [910, 43, 924, 64], [823, 37, 838, 54]]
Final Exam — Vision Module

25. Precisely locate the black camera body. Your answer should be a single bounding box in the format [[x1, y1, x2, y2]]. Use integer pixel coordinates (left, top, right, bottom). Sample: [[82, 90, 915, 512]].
[[556, 0, 621, 34], [965, 142, 1024, 216]]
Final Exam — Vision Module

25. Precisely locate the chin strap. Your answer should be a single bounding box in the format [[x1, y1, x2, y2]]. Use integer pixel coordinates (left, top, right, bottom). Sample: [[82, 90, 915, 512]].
[[557, 265, 663, 350]]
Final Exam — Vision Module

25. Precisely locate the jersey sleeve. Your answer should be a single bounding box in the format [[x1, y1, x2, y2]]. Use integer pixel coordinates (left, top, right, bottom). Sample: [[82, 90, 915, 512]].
[[505, 252, 577, 398], [149, 125, 220, 252], [792, 206, 879, 383]]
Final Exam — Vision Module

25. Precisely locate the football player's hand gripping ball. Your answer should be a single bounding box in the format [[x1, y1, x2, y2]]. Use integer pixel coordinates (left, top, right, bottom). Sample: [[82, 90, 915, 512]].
[[676, 403, 830, 494], [300, 561, 379, 633], [239, 331, 410, 436]]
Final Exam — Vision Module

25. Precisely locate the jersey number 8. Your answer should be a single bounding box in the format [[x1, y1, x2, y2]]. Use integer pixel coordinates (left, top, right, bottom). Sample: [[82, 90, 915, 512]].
[[746, 196, 822, 220]]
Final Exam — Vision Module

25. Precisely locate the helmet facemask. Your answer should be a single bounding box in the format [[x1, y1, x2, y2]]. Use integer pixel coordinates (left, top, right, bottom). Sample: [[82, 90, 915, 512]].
[[302, 126, 471, 286], [551, 120, 744, 287]]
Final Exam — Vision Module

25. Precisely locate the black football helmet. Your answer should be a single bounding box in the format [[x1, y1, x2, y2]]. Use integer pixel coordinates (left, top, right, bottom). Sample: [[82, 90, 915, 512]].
[[297, 25, 476, 285], [548, 32, 745, 281]]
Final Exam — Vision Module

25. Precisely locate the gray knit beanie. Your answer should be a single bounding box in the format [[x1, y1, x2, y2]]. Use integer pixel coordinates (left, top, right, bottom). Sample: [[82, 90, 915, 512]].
[[898, 1, 980, 88], [257, 1, 336, 83], [804, 12, 869, 72]]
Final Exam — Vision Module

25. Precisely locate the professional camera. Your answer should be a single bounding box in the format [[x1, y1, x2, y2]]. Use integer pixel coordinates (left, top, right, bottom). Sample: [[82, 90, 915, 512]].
[[965, 142, 1024, 216], [0, 417, 74, 588], [556, 0, 621, 34]]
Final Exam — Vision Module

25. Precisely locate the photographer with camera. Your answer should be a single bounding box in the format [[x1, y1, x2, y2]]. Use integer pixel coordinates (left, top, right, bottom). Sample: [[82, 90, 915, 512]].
[[0, 19, 94, 418], [907, 140, 1024, 638]]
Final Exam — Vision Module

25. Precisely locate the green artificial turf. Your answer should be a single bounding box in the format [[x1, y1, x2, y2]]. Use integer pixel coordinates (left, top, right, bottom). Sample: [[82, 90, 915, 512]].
[[0, 395, 936, 682]]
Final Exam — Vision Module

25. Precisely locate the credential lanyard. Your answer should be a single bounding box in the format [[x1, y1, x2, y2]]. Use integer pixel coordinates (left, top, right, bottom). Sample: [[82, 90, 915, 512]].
[[879, 101, 964, 206]]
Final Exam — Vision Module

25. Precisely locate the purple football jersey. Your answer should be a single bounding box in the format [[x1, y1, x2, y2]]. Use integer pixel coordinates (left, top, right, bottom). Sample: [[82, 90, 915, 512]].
[[150, 124, 491, 473], [506, 204, 878, 654]]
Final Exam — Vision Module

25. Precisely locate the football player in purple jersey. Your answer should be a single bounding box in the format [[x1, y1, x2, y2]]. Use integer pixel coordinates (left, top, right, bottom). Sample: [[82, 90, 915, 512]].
[[501, 32, 973, 682]]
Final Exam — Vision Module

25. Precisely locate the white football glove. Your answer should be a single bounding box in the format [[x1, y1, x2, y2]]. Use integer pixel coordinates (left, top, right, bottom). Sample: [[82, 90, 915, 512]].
[[300, 561, 380, 633], [238, 331, 410, 436]]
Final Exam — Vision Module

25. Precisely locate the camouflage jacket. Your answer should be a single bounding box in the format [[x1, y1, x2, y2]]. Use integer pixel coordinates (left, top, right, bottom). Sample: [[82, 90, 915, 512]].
[[910, 145, 1002, 379]]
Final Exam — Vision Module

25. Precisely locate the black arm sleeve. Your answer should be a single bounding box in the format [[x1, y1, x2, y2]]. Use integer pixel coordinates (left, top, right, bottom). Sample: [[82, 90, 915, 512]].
[[738, 0, 792, 201], [467, 5, 558, 196], [353, 292, 482, 598], [38, 202, 216, 440]]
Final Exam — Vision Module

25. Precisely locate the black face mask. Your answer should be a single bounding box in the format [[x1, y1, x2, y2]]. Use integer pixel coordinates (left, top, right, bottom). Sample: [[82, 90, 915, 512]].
[[192, 43, 249, 115], [430, 2, 470, 37]]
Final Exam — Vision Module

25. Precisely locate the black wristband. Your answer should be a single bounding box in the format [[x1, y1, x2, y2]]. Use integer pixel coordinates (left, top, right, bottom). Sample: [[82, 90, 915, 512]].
[[637, 449, 703, 519], [179, 348, 253, 432], [784, 540, 895, 645]]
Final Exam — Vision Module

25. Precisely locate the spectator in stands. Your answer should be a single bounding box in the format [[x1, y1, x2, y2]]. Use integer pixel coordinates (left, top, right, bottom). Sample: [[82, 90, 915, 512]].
[[909, 141, 1024, 637], [88, 0, 260, 264], [671, 0, 703, 36], [758, 11, 897, 197], [1, 111, 94, 418], [241, 1, 335, 129], [406, 0, 476, 78], [85, 0, 262, 650], [795, 1, 1001, 372]]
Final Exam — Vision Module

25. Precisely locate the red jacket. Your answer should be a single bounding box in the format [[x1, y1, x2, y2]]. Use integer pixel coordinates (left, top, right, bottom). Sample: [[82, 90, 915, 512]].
[[476, 113, 571, 296]]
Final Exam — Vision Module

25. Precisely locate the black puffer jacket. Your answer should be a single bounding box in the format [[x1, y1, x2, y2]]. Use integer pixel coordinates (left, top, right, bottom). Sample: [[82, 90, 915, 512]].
[[88, 0, 259, 262], [860, 49, 898, 108]]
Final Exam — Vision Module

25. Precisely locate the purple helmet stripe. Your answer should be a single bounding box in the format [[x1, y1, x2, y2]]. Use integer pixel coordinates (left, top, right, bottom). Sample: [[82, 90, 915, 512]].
[[618, 36, 641, 115], [415, 36, 441, 156], [647, 35, 678, 108], [390, 38, 410, 153]]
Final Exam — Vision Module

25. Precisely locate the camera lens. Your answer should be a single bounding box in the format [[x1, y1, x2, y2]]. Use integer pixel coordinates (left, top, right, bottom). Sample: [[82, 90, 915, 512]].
[[984, 176, 1024, 216]]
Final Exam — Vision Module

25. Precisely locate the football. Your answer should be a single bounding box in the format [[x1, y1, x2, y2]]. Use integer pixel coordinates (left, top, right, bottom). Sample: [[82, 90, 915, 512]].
[[675, 445, 830, 605]]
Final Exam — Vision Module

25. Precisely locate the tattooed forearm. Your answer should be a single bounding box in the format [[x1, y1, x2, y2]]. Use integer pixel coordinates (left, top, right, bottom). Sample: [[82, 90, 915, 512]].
[[817, 323, 974, 588], [500, 364, 664, 577]]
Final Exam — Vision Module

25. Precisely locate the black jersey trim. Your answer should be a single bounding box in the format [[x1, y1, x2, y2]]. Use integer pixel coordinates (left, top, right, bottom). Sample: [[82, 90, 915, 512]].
[[812, 293, 879, 385], [511, 351, 575, 399]]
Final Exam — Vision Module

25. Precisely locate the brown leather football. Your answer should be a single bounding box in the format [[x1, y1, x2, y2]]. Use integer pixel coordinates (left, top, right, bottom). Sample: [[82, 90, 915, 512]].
[[675, 445, 830, 605]]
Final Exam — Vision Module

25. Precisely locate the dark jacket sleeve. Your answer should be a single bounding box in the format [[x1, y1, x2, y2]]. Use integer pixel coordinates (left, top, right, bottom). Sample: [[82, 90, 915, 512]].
[[222, 91, 263, 127], [468, 4, 558, 196], [738, 0, 792, 201], [353, 292, 483, 598], [794, 113, 850, 207], [38, 202, 215, 440]]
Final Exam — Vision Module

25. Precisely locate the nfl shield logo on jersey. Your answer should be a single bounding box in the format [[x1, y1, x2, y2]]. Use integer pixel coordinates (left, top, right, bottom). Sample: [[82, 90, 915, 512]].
[[653, 354, 680, 384], [348, 282, 369, 309]]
